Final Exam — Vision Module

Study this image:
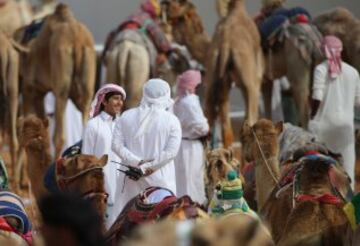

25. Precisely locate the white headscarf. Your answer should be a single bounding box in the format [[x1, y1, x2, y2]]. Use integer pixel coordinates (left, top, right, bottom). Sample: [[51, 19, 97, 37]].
[[135, 79, 173, 138]]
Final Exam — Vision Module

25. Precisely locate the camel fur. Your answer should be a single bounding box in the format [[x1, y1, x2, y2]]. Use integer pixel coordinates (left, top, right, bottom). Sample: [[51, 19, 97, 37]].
[[0, 0, 32, 37], [19, 4, 96, 158], [18, 114, 109, 230], [205, 0, 264, 148], [0, 31, 20, 186]]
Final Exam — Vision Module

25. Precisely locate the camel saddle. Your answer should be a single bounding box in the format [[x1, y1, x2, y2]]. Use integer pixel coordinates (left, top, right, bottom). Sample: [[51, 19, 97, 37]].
[[105, 187, 204, 244]]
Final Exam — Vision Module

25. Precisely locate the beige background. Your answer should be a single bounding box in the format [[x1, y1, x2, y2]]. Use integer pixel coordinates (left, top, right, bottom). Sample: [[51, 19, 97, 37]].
[[40, 0, 359, 43]]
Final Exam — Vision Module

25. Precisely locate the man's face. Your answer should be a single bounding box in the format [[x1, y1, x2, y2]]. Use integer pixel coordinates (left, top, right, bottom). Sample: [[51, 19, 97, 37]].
[[103, 94, 124, 117]]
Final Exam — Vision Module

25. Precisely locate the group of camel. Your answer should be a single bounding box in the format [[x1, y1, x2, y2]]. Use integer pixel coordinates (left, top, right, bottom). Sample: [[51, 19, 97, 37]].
[[0, 0, 360, 245], [9, 113, 358, 245]]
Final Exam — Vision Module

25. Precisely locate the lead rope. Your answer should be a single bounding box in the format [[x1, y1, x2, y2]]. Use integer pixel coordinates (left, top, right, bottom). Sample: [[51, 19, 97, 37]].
[[251, 128, 279, 186]]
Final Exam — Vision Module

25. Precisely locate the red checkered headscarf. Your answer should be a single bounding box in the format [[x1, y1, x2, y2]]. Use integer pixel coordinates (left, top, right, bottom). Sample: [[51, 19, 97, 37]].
[[321, 35, 343, 79], [89, 84, 126, 118], [176, 70, 202, 97]]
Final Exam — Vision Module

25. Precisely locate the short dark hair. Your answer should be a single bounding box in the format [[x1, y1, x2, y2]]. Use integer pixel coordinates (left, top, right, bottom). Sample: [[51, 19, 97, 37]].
[[100, 91, 123, 111], [39, 193, 105, 246]]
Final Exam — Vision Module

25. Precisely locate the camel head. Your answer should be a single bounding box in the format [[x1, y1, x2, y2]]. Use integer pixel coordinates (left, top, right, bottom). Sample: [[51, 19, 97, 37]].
[[240, 119, 283, 163], [205, 148, 242, 199], [17, 114, 50, 152], [57, 154, 108, 224], [261, 0, 286, 9], [161, 0, 204, 33]]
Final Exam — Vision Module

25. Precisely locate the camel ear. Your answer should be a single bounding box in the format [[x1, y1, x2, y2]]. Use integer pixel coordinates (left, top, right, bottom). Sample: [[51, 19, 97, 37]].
[[275, 121, 283, 135], [99, 154, 108, 167]]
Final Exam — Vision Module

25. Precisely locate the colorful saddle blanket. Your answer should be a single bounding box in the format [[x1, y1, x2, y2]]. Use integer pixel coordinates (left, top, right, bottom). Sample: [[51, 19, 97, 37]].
[[0, 191, 32, 245], [105, 187, 205, 244]]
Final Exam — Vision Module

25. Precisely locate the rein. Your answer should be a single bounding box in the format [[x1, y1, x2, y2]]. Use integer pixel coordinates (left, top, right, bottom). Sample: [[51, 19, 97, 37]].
[[251, 128, 279, 185]]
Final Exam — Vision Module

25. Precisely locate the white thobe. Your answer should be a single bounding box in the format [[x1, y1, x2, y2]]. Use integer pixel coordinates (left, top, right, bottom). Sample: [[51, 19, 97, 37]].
[[173, 94, 209, 204], [308, 61, 360, 188], [44, 92, 83, 157], [82, 111, 123, 229], [111, 107, 181, 207]]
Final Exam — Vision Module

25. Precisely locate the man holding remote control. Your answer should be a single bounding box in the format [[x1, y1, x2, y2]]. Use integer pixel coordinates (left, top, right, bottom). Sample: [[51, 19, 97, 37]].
[[112, 78, 182, 207]]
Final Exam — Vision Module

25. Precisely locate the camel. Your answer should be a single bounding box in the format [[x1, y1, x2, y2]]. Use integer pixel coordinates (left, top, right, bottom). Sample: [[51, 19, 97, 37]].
[[241, 119, 351, 244], [205, 0, 264, 147], [126, 214, 273, 246], [314, 7, 360, 73], [162, 0, 211, 65], [18, 114, 109, 230], [0, 31, 21, 186], [257, 0, 323, 128], [0, 0, 32, 37], [19, 4, 96, 158], [205, 148, 241, 201]]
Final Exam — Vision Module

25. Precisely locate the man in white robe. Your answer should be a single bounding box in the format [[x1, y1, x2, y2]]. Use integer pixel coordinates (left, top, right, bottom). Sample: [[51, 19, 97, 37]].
[[309, 36, 360, 189], [111, 78, 181, 207], [173, 70, 209, 204], [82, 84, 126, 229]]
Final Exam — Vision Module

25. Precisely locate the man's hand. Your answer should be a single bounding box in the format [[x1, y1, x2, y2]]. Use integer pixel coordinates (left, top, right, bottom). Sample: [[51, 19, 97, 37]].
[[143, 168, 155, 177], [138, 159, 154, 166]]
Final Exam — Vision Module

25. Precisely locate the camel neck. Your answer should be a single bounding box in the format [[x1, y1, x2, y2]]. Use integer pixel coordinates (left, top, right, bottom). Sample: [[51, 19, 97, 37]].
[[254, 155, 280, 209]]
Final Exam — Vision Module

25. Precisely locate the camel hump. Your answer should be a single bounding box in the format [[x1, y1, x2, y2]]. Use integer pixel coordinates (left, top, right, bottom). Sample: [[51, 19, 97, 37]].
[[54, 3, 74, 21]]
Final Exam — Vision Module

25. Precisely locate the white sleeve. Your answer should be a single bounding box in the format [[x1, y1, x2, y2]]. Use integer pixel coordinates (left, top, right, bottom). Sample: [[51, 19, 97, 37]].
[[182, 101, 209, 138], [312, 64, 327, 101], [150, 116, 182, 168], [355, 72, 360, 107], [111, 117, 142, 166], [82, 122, 96, 155]]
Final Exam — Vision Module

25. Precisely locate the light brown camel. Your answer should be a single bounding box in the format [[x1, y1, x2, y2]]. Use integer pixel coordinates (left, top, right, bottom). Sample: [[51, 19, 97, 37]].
[[19, 4, 96, 158], [205, 0, 264, 148], [0, 31, 20, 186], [18, 114, 109, 230], [126, 214, 273, 246], [314, 7, 360, 73], [205, 148, 241, 201], [0, 0, 32, 37], [241, 119, 351, 244], [241, 119, 282, 210]]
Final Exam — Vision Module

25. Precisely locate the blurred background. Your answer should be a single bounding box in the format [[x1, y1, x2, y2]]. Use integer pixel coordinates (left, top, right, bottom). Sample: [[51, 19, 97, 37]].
[[30, 0, 360, 43]]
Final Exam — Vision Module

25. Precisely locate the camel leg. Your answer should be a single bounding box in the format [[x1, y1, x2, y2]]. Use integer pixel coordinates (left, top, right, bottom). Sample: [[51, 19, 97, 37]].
[[7, 49, 19, 187], [105, 46, 119, 83], [122, 42, 149, 108], [52, 47, 73, 157], [285, 41, 311, 128], [233, 51, 261, 126], [261, 78, 273, 120], [220, 97, 233, 148]]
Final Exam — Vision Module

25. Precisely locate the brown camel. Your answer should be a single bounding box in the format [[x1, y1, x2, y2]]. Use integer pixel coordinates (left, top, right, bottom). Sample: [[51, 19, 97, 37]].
[[206, 0, 264, 147], [205, 148, 241, 201], [0, 31, 21, 185], [314, 7, 360, 73], [18, 114, 109, 230], [258, 0, 324, 128], [241, 119, 351, 244], [19, 4, 96, 158], [163, 0, 211, 65]]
